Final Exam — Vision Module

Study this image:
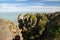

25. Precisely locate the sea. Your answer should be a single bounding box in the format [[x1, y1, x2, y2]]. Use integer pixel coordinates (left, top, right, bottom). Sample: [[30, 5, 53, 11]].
[[0, 12, 26, 23]]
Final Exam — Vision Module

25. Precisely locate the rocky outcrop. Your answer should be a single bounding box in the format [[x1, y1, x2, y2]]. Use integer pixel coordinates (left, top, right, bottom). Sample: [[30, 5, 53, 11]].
[[0, 19, 23, 40], [18, 12, 60, 40]]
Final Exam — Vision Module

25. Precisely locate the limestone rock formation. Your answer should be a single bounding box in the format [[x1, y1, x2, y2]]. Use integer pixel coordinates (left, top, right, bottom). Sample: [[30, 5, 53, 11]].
[[0, 19, 23, 40]]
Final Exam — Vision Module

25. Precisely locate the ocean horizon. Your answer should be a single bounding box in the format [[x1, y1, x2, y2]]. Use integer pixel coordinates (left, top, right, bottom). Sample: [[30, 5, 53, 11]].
[[0, 12, 26, 23]]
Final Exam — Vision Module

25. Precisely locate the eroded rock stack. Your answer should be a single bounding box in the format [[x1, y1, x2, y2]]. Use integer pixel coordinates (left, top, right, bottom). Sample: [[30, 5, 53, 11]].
[[18, 12, 60, 40]]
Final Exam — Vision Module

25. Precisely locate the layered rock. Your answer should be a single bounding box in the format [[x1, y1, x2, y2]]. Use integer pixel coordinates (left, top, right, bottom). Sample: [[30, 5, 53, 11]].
[[0, 19, 23, 40]]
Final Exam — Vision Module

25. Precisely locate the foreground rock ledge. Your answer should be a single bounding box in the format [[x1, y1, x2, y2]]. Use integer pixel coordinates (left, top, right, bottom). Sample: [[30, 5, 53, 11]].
[[0, 19, 23, 40]]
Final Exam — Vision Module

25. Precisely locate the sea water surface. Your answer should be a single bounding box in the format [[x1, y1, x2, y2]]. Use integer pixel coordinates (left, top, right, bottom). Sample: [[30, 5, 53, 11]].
[[0, 12, 26, 23]]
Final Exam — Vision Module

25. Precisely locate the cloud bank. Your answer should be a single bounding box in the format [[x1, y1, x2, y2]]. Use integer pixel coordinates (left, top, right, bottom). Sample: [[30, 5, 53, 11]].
[[0, 3, 60, 12]]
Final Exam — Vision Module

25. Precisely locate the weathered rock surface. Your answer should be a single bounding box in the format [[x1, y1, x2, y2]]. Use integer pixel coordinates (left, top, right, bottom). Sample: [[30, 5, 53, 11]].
[[0, 19, 23, 40]]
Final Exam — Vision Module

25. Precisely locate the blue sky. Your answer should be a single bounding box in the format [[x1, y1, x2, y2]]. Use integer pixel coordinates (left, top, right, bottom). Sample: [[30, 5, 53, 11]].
[[0, 0, 60, 12]]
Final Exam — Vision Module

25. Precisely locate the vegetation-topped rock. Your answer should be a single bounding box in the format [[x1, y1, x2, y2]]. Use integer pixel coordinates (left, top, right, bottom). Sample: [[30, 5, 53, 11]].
[[18, 12, 60, 40]]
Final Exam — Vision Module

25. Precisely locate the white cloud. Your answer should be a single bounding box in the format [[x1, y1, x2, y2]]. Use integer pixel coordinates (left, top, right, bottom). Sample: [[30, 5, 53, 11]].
[[0, 3, 60, 12], [0, 3, 27, 6]]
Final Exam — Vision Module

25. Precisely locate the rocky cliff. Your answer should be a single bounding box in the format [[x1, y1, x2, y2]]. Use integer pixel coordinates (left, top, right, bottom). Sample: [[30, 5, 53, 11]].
[[0, 19, 23, 40]]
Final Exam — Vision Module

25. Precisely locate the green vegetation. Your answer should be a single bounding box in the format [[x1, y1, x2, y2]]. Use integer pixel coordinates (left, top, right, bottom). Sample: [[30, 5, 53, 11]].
[[18, 12, 60, 40]]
